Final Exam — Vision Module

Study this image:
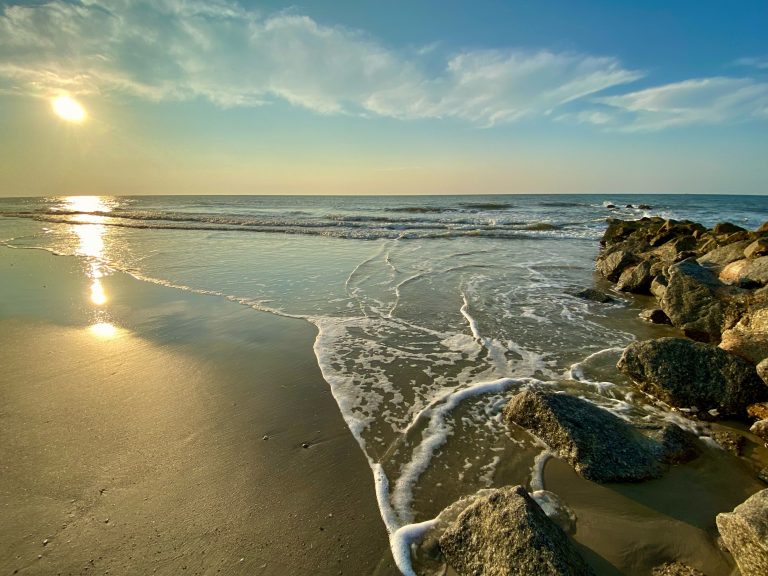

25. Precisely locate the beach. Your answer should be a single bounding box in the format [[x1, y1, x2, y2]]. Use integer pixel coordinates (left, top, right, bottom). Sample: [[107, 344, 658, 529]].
[[2, 194, 768, 575], [0, 246, 396, 575]]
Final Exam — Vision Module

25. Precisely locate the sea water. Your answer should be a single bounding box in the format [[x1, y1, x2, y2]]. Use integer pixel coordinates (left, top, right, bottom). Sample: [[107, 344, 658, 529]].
[[2, 194, 767, 574]]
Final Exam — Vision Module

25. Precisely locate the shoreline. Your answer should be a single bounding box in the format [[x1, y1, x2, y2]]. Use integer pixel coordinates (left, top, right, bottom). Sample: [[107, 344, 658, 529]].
[[0, 246, 396, 575]]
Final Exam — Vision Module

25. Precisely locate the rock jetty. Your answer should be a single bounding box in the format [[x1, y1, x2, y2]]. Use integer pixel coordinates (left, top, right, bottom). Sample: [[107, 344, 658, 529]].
[[597, 217, 768, 425]]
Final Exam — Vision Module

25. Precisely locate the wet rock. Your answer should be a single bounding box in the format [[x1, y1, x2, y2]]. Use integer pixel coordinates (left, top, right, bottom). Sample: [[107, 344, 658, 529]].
[[711, 431, 745, 455], [660, 260, 741, 343], [651, 562, 705, 576], [745, 238, 768, 259], [650, 274, 668, 299], [617, 260, 654, 293], [751, 420, 768, 443], [748, 402, 768, 420], [503, 389, 697, 482], [617, 338, 767, 417], [713, 222, 747, 236], [639, 308, 672, 325], [596, 248, 638, 282], [759, 359, 768, 386], [573, 288, 615, 304], [759, 468, 768, 484], [716, 489, 768, 576], [719, 308, 768, 364], [439, 485, 594, 576], [720, 257, 768, 288], [638, 204, 651, 210], [697, 240, 752, 272]]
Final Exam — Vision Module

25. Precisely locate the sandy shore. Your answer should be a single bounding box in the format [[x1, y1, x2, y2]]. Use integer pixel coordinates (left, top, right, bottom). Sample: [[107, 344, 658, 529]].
[[0, 247, 396, 575]]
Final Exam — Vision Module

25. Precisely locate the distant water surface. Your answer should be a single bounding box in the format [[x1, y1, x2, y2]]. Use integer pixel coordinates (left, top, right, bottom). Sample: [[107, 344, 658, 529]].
[[2, 193, 767, 574]]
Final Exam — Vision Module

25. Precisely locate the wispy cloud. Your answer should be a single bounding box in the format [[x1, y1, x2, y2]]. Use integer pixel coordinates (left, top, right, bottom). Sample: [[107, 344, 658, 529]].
[[594, 77, 768, 131], [734, 56, 768, 70], [0, 0, 641, 126]]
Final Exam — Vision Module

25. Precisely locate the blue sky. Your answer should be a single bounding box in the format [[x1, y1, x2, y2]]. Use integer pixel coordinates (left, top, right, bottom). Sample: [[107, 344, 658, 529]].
[[0, 0, 766, 195]]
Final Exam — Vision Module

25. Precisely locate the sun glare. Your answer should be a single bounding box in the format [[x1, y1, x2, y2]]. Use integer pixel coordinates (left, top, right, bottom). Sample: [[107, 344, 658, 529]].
[[52, 95, 87, 123]]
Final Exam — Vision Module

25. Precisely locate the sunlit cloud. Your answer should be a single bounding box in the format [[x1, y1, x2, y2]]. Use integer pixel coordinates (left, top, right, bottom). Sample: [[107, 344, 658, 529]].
[[594, 77, 768, 131], [0, 0, 642, 126]]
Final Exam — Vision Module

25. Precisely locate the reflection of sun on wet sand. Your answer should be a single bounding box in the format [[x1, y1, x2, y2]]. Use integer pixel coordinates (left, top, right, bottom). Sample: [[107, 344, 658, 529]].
[[0, 247, 395, 576]]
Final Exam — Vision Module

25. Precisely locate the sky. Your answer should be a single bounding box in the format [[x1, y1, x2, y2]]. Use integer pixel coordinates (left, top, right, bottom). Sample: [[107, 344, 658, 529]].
[[0, 0, 766, 196]]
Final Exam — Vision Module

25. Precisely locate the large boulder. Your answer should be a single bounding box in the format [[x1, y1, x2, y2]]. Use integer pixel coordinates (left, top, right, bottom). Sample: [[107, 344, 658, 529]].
[[596, 248, 638, 282], [716, 489, 768, 576], [720, 257, 768, 288], [697, 240, 752, 272], [503, 389, 698, 482], [617, 260, 654, 293], [758, 359, 768, 386], [659, 260, 742, 343], [439, 486, 595, 576], [719, 307, 768, 364], [617, 338, 768, 417], [744, 238, 768, 259]]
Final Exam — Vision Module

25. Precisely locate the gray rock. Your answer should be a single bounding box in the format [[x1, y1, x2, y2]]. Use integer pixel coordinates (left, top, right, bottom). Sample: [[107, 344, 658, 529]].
[[713, 222, 747, 235], [716, 489, 768, 576], [503, 389, 697, 482], [639, 308, 672, 325], [751, 420, 768, 443], [617, 260, 654, 293], [745, 238, 768, 259], [719, 308, 768, 364], [758, 359, 768, 386], [651, 562, 705, 576], [720, 257, 768, 288], [697, 240, 752, 272], [596, 248, 638, 282], [617, 338, 767, 417], [660, 260, 741, 343], [439, 486, 594, 576], [573, 288, 615, 304]]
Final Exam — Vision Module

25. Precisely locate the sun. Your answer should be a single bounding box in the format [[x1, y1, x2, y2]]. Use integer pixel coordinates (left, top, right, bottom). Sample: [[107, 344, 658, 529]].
[[52, 95, 87, 123]]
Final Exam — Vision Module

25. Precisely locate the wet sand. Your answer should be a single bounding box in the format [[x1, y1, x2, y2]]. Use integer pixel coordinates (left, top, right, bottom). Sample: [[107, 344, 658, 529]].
[[0, 247, 396, 575]]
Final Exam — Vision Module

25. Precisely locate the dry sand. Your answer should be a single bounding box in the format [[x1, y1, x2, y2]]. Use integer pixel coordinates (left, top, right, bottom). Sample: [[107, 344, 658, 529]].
[[0, 247, 396, 575]]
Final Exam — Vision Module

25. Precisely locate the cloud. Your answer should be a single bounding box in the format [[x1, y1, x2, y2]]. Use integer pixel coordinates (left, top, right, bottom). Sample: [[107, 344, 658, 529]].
[[734, 56, 768, 70], [595, 77, 768, 131], [0, 0, 642, 125]]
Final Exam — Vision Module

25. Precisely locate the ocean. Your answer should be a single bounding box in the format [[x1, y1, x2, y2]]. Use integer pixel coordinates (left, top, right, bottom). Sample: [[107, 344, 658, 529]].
[[2, 193, 767, 574]]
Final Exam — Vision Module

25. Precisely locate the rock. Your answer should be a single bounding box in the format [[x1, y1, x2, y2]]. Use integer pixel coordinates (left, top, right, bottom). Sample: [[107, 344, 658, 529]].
[[716, 489, 768, 576], [650, 275, 668, 299], [748, 402, 768, 420], [617, 338, 767, 417], [719, 308, 768, 364], [758, 360, 768, 386], [301, 442, 310, 449], [503, 389, 697, 482], [596, 248, 638, 282], [759, 468, 768, 484], [745, 238, 768, 259], [660, 260, 741, 343], [617, 260, 654, 293], [720, 257, 768, 288], [758, 221, 768, 234], [639, 309, 672, 325], [713, 222, 747, 235], [651, 562, 705, 576], [601, 218, 648, 246], [698, 240, 752, 272], [751, 420, 768, 443], [439, 485, 594, 576], [638, 204, 651, 209], [573, 288, 615, 304], [711, 431, 745, 455]]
